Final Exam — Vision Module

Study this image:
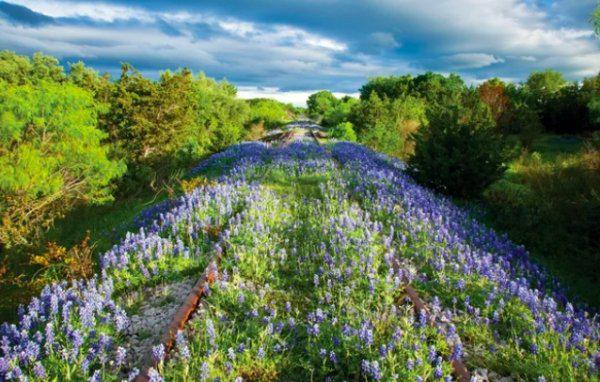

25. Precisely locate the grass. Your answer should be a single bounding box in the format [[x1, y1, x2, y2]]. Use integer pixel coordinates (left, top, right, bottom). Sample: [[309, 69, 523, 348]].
[[480, 133, 599, 308]]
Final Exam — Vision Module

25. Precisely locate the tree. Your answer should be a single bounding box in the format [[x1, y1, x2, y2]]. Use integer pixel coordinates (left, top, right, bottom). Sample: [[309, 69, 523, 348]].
[[542, 83, 592, 134], [0, 81, 124, 247], [246, 98, 293, 129], [307, 90, 338, 120], [350, 93, 427, 158], [322, 96, 358, 127], [477, 78, 510, 126], [412, 72, 466, 106], [525, 69, 566, 106], [359, 75, 413, 100], [0, 51, 65, 85], [104, 65, 250, 190], [408, 92, 505, 198], [329, 122, 357, 141]]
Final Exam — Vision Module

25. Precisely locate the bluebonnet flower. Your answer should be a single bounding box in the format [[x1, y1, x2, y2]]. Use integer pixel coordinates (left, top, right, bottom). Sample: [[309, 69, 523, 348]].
[[206, 319, 216, 347], [33, 362, 46, 379], [152, 344, 165, 364], [451, 344, 463, 361], [115, 346, 127, 366], [200, 362, 209, 381], [148, 367, 163, 382]]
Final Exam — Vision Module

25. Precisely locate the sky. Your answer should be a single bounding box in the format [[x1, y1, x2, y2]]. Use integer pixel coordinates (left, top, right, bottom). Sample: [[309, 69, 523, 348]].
[[0, 0, 599, 105]]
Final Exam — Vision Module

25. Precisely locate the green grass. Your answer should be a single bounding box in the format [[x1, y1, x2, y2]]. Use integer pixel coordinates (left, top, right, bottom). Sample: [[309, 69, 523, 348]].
[[479, 133, 599, 308], [530, 134, 584, 160]]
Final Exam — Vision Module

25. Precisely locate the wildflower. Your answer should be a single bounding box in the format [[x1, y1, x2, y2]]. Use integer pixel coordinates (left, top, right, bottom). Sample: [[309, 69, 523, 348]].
[[148, 367, 163, 382], [152, 344, 165, 364], [115, 346, 127, 366], [33, 362, 46, 379], [200, 362, 209, 381]]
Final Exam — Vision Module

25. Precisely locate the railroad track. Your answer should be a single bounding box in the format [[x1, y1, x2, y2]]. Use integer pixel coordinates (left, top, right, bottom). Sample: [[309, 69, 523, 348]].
[[134, 233, 223, 382], [135, 129, 471, 382]]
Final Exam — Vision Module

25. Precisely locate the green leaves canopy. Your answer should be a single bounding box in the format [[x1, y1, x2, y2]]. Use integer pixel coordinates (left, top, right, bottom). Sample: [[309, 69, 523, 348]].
[[0, 81, 125, 246]]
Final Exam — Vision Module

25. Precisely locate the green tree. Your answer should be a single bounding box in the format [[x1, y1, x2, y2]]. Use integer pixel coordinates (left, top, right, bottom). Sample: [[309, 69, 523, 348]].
[[0, 81, 124, 247], [307, 90, 338, 120], [525, 69, 566, 105], [412, 72, 466, 106], [408, 92, 505, 198], [0, 51, 65, 85], [322, 96, 358, 127], [359, 75, 413, 100], [246, 98, 292, 129], [351, 93, 427, 158], [329, 121, 357, 141]]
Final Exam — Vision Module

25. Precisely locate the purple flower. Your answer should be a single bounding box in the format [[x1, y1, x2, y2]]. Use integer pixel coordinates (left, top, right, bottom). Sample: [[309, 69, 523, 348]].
[[33, 362, 46, 379], [115, 346, 127, 367], [451, 344, 463, 361], [152, 344, 165, 364], [200, 361, 209, 381], [148, 367, 163, 382]]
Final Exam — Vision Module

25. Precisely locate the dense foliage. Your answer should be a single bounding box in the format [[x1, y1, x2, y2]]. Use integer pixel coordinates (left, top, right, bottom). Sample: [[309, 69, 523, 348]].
[[408, 93, 506, 198], [246, 98, 295, 129], [350, 93, 426, 158], [0, 51, 271, 251], [306, 90, 338, 120], [0, 80, 124, 247], [329, 121, 357, 141]]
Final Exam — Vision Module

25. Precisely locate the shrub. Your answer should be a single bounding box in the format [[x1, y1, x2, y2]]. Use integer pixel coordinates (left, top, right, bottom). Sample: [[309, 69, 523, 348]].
[[329, 122, 357, 141], [246, 98, 292, 129], [408, 94, 506, 198], [0, 81, 125, 247], [307, 90, 338, 120], [351, 93, 427, 159], [30, 233, 95, 282], [321, 96, 357, 127]]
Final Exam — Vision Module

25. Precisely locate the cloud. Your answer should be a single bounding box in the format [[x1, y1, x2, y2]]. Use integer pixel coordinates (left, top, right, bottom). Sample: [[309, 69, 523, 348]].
[[5, 0, 152, 22], [0, 0, 598, 93], [237, 86, 358, 107], [443, 53, 504, 69], [0, 1, 54, 26]]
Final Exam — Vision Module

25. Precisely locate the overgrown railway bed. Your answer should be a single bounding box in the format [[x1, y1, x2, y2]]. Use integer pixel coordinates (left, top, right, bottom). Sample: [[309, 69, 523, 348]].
[[1, 123, 598, 381]]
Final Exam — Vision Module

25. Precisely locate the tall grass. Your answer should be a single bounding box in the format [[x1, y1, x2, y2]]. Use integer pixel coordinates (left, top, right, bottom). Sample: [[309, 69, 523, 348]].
[[483, 137, 600, 307]]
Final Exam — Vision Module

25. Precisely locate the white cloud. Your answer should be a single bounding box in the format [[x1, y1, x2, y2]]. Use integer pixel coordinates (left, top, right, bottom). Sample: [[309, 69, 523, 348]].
[[373, 0, 600, 78], [444, 53, 504, 69], [237, 86, 358, 107], [7, 0, 153, 22]]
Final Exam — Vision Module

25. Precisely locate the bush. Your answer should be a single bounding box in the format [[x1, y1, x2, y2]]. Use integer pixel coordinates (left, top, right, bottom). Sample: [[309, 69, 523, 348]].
[[329, 122, 357, 141], [307, 90, 338, 120], [321, 96, 357, 127], [246, 98, 292, 129], [351, 93, 427, 158], [408, 94, 506, 198], [0, 81, 125, 247]]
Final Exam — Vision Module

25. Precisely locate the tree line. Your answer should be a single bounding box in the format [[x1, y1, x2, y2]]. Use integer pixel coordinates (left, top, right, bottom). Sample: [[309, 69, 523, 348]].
[[308, 70, 600, 197], [0, 51, 297, 250]]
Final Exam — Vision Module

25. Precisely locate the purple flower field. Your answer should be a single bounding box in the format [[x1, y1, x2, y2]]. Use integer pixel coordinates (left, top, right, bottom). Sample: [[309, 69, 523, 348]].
[[1, 140, 598, 381]]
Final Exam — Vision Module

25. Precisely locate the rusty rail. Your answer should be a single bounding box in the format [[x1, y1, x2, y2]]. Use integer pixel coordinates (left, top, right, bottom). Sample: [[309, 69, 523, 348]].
[[134, 247, 223, 381]]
